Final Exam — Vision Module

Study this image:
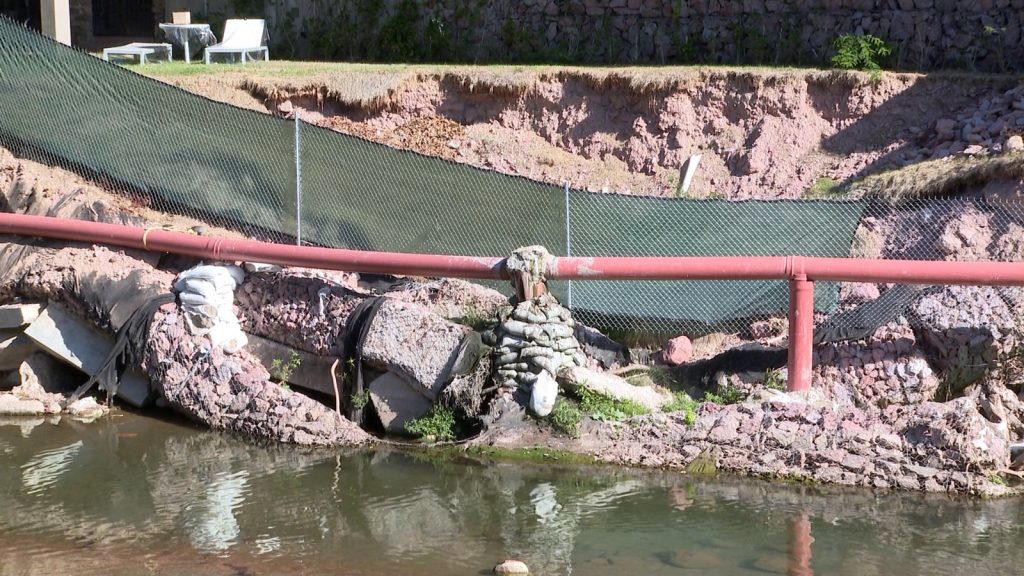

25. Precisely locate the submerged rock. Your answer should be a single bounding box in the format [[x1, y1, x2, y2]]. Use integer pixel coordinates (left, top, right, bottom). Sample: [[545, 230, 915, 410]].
[[494, 559, 529, 575]]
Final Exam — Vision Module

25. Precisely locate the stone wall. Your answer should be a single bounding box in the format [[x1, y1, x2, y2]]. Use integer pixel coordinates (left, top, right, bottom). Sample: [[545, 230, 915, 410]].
[[263, 0, 1023, 71]]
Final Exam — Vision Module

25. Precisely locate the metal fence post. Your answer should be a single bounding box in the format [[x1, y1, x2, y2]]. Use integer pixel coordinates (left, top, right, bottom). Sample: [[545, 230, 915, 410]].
[[564, 181, 573, 310], [294, 109, 303, 246]]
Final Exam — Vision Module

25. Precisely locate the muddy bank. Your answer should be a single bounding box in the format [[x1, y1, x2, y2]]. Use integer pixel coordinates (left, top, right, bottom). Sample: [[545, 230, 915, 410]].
[[148, 68, 1024, 200]]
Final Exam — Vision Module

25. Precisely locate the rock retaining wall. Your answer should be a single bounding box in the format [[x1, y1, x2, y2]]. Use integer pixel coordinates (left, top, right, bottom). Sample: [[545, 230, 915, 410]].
[[269, 0, 1022, 71]]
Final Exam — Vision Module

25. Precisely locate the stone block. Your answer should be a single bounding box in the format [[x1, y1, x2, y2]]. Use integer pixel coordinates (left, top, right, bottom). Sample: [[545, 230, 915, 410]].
[[369, 371, 432, 434]]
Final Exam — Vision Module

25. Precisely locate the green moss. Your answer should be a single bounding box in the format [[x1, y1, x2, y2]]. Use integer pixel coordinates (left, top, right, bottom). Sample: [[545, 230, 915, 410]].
[[466, 446, 597, 465], [405, 405, 456, 441]]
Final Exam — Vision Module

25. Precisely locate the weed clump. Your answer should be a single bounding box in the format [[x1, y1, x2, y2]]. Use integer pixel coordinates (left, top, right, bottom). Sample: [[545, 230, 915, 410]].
[[405, 405, 456, 441]]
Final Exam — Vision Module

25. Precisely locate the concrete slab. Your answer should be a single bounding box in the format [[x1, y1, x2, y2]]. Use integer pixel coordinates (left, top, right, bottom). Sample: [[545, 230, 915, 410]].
[[0, 304, 41, 329], [245, 334, 339, 397], [0, 330, 39, 372], [23, 304, 152, 408]]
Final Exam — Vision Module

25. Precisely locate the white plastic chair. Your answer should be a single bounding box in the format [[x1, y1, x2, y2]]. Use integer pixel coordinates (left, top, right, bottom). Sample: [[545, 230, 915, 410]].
[[203, 19, 269, 64]]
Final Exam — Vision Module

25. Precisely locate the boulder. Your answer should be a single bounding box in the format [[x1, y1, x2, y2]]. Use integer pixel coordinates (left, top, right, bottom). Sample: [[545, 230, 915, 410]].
[[1006, 135, 1024, 151], [361, 299, 472, 400], [369, 371, 432, 435], [494, 560, 529, 575], [661, 335, 693, 366]]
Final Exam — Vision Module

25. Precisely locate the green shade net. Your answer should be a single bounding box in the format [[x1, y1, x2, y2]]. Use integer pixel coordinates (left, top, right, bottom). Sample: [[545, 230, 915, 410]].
[[0, 18, 866, 335]]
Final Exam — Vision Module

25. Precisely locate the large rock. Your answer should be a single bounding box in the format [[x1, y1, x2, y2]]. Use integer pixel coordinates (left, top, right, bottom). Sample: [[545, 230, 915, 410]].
[[0, 394, 46, 415], [661, 335, 693, 366], [361, 299, 471, 400], [368, 371, 432, 434]]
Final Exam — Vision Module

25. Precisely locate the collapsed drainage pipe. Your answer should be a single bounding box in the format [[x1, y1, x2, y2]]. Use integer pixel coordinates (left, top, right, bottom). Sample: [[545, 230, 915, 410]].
[[5, 213, 1024, 393]]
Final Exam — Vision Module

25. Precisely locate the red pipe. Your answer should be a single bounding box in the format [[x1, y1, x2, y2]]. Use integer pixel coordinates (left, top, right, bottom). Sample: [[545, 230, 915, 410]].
[[6, 212, 1024, 396], [0, 213, 507, 280], [551, 255, 1024, 285], [787, 276, 814, 392]]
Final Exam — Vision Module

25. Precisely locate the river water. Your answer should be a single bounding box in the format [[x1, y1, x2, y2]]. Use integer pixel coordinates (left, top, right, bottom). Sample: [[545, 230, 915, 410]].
[[0, 412, 1020, 576]]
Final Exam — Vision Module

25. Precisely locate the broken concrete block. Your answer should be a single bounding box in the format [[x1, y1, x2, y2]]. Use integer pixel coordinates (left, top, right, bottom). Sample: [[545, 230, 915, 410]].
[[23, 304, 151, 408], [558, 366, 671, 412], [368, 371, 432, 435], [245, 334, 340, 397], [361, 299, 471, 400], [0, 394, 46, 415], [0, 330, 39, 374], [0, 304, 41, 329]]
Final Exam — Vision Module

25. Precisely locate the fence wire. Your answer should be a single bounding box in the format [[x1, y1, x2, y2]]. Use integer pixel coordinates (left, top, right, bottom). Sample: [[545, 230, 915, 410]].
[[2, 18, 1022, 344]]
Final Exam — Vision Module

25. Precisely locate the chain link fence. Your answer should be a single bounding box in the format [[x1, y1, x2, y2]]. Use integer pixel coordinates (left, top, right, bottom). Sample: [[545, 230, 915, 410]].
[[2, 18, 1023, 345]]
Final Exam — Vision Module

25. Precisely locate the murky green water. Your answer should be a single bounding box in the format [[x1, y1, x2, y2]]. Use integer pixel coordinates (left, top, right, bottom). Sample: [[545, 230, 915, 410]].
[[0, 412, 1021, 576]]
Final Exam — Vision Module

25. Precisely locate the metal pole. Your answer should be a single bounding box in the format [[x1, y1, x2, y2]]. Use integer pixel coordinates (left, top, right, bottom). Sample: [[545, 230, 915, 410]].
[[294, 109, 302, 246], [564, 181, 573, 310], [787, 274, 814, 392]]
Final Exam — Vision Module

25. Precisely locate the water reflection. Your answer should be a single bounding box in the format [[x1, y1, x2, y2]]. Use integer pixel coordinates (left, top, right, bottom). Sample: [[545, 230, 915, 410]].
[[0, 413, 1021, 575]]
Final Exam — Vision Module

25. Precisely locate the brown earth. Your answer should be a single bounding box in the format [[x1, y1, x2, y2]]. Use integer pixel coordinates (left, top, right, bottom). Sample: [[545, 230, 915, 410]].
[[150, 68, 1023, 199]]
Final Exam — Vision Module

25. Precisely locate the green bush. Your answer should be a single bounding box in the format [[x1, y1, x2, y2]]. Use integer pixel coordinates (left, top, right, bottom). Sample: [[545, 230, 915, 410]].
[[831, 34, 892, 72], [405, 405, 456, 441]]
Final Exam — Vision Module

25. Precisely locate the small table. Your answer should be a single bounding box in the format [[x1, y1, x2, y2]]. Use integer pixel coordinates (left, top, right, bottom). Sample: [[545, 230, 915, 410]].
[[102, 42, 173, 64], [158, 23, 216, 64]]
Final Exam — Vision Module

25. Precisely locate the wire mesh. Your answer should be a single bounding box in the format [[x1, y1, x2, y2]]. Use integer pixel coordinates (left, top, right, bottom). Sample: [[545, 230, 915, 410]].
[[2, 18, 1023, 344]]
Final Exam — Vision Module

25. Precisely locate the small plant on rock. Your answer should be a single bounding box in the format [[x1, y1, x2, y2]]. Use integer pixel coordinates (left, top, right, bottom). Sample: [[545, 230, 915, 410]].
[[350, 390, 370, 410], [703, 386, 746, 405], [662, 391, 699, 426], [764, 369, 786, 391], [405, 405, 456, 442], [270, 351, 302, 389]]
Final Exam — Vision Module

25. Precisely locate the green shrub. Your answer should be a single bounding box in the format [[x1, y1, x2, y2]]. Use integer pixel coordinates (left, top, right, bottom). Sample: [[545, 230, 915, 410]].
[[806, 176, 842, 199], [831, 34, 892, 72], [405, 405, 456, 441]]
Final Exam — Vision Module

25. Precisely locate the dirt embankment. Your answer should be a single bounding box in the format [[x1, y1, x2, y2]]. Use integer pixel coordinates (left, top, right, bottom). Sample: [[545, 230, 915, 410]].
[[158, 68, 1024, 199]]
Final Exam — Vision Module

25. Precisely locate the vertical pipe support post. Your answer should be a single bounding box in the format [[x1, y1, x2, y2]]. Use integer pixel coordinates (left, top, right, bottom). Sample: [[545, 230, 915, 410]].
[[787, 273, 814, 392]]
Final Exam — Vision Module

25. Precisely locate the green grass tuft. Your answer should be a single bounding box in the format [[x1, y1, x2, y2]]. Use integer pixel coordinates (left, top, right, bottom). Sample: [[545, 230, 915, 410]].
[[662, 391, 700, 426], [550, 397, 583, 438]]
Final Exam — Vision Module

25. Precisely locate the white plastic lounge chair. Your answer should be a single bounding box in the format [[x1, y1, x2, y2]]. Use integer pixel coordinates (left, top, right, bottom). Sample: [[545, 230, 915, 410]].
[[204, 19, 269, 64], [102, 42, 173, 65]]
